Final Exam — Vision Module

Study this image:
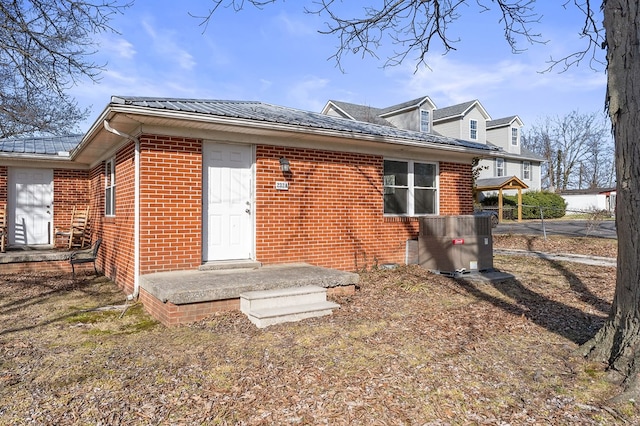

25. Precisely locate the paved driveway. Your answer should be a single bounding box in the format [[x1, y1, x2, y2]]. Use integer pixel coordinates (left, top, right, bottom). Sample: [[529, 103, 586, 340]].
[[494, 220, 617, 239]]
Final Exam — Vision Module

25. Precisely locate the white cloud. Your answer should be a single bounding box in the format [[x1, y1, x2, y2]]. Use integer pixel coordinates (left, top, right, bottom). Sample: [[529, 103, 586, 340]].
[[274, 12, 316, 36], [285, 76, 330, 111], [141, 19, 196, 71], [98, 35, 136, 59]]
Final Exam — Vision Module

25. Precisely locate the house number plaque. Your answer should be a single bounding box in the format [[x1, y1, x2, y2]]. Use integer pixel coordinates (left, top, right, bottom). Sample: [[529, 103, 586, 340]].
[[275, 181, 289, 191]]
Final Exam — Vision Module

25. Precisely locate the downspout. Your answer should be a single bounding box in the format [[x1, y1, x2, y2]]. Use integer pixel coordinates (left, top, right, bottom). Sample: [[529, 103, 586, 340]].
[[103, 120, 140, 300]]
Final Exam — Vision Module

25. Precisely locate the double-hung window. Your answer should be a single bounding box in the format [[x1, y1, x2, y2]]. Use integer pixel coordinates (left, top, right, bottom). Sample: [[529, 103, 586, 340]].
[[469, 119, 478, 140], [523, 161, 531, 180], [383, 159, 437, 215], [511, 127, 519, 146], [496, 158, 505, 177], [420, 109, 430, 132], [105, 158, 116, 216]]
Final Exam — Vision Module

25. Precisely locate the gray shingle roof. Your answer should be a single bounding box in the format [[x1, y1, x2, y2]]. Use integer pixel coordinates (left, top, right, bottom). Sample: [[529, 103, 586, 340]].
[[326, 100, 392, 126], [0, 134, 82, 155], [113, 96, 495, 153], [432, 100, 477, 121], [378, 96, 431, 115], [487, 116, 518, 128], [520, 146, 546, 161]]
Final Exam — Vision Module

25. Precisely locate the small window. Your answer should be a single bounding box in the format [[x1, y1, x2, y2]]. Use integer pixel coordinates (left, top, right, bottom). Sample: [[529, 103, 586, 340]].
[[470, 119, 478, 140], [523, 161, 531, 180], [511, 127, 519, 146], [420, 109, 430, 132], [496, 158, 505, 177], [384, 159, 437, 215], [105, 158, 116, 216]]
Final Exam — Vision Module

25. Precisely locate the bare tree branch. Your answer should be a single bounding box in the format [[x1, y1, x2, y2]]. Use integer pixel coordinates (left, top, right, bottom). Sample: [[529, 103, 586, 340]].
[[0, 0, 131, 137], [541, 0, 605, 72]]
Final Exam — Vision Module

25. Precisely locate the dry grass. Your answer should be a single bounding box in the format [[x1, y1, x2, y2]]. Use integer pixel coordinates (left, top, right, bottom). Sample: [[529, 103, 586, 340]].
[[0, 235, 633, 425]]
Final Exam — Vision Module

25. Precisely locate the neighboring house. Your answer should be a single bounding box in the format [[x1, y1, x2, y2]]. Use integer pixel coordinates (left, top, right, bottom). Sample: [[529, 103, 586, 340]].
[[322, 97, 545, 198], [0, 96, 493, 321], [560, 188, 617, 215]]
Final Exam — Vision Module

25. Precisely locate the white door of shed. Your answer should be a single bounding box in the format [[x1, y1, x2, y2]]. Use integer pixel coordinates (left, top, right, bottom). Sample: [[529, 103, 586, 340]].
[[203, 142, 254, 262]]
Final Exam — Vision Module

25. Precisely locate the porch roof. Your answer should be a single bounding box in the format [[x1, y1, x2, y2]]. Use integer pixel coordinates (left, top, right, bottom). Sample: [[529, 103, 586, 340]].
[[475, 176, 529, 191], [0, 134, 82, 156]]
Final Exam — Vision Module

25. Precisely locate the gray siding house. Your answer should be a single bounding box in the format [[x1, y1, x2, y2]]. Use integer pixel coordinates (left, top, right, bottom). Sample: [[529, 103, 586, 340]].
[[322, 97, 545, 195]]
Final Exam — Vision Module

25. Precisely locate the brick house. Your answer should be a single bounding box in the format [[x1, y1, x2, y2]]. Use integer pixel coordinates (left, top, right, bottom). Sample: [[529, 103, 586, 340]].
[[1, 96, 494, 320]]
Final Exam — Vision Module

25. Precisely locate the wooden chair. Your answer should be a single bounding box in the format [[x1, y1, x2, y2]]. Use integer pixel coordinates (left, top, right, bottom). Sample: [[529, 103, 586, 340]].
[[58, 206, 91, 249], [0, 203, 6, 253], [70, 238, 102, 279]]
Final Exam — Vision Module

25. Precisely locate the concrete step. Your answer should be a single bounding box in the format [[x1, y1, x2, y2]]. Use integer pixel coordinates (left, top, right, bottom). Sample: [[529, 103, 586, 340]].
[[240, 285, 340, 328], [199, 260, 262, 271], [244, 301, 340, 328], [240, 285, 328, 312]]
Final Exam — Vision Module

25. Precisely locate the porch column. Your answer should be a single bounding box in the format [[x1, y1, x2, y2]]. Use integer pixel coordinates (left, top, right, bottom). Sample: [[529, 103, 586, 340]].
[[517, 188, 523, 222]]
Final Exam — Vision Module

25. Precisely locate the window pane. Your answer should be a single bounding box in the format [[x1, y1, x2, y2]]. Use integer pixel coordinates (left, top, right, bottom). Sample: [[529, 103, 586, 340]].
[[384, 188, 408, 214], [105, 188, 113, 216], [420, 110, 429, 132], [414, 162, 436, 187], [414, 189, 436, 214], [383, 160, 408, 186]]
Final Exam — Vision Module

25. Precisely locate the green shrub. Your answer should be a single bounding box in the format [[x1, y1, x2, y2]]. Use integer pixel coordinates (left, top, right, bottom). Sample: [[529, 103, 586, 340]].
[[480, 191, 566, 219]]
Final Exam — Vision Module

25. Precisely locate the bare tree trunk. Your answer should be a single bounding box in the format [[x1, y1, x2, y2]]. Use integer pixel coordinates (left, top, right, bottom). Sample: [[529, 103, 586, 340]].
[[578, 0, 640, 401]]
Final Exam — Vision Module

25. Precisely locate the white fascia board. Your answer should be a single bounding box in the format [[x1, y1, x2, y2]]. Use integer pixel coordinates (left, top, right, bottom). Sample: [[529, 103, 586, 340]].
[[320, 101, 356, 120]]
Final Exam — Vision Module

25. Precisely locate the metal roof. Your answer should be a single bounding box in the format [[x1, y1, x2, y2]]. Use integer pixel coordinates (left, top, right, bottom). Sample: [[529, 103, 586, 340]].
[[112, 96, 494, 152], [0, 134, 83, 155]]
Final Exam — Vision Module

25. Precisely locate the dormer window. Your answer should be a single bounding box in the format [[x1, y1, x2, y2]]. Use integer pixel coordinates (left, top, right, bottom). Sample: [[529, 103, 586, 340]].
[[420, 109, 430, 132], [470, 119, 478, 140], [511, 127, 519, 146]]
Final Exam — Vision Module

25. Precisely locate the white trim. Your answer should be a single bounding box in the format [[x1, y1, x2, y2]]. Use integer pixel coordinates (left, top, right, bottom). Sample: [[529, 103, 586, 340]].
[[104, 157, 116, 217], [383, 158, 439, 216], [469, 119, 478, 140]]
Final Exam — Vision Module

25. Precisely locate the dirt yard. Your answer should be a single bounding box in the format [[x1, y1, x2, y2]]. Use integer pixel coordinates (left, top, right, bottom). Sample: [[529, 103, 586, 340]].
[[1, 235, 632, 425]]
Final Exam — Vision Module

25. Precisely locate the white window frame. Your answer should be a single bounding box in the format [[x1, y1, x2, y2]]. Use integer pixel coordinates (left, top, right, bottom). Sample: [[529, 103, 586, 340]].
[[469, 119, 478, 140], [496, 158, 505, 177], [420, 109, 430, 132], [105, 157, 116, 217], [522, 161, 531, 180], [383, 159, 439, 216], [511, 127, 519, 146]]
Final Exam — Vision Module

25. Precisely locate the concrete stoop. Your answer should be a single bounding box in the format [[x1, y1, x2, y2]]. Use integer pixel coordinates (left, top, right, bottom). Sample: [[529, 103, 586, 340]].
[[240, 285, 340, 328]]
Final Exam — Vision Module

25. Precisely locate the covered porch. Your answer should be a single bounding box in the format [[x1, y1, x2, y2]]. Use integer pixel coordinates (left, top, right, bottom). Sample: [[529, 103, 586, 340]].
[[475, 176, 529, 223]]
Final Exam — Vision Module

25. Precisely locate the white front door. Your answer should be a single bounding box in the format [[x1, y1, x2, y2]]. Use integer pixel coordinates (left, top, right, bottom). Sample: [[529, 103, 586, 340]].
[[203, 142, 253, 261], [8, 168, 54, 246]]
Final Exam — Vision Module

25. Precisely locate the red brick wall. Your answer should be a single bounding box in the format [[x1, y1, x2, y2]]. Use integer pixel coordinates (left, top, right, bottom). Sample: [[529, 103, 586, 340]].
[[254, 146, 473, 271], [139, 135, 202, 274], [53, 169, 90, 247], [439, 161, 474, 215], [139, 287, 239, 326], [88, 143, 136, 294]]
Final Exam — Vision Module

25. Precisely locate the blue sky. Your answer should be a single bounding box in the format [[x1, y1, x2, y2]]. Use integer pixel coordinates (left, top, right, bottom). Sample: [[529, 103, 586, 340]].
[[70, 1, 608, 134]]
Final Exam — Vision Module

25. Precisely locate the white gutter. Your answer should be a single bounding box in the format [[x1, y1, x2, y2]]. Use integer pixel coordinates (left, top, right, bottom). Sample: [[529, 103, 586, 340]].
[[103, 120, 140, 300]]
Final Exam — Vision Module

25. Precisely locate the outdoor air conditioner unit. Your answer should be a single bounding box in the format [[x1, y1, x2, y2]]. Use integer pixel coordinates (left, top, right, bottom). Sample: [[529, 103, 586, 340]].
[[418, 215, 493, 276]]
